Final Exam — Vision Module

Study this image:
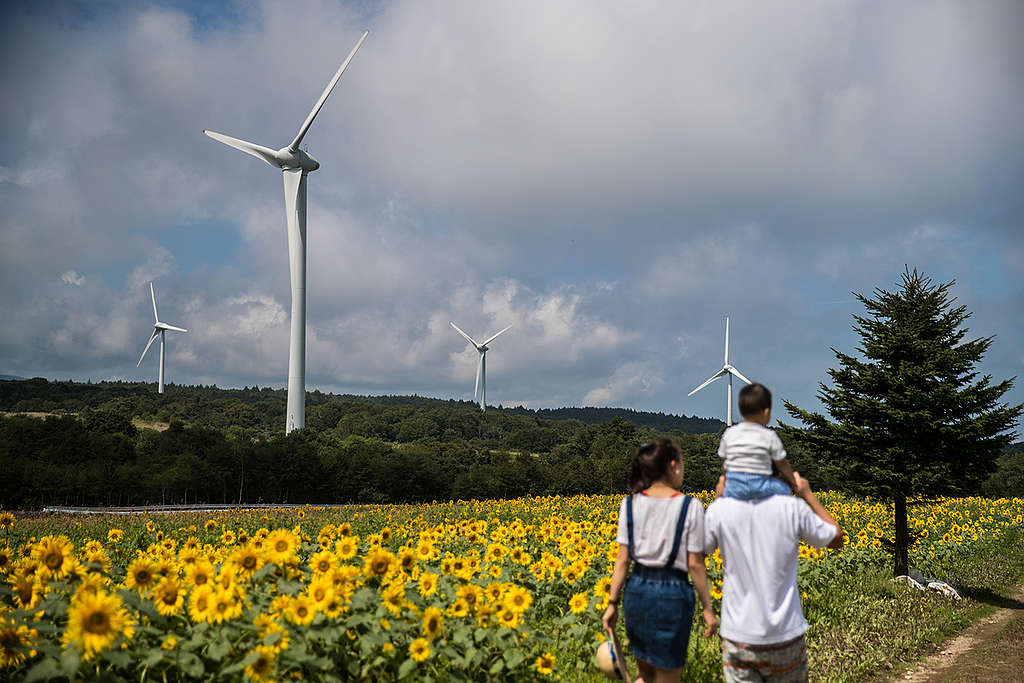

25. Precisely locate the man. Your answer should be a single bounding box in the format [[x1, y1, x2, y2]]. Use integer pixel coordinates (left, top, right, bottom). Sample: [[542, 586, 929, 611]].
[[704, 472, 844, 682]]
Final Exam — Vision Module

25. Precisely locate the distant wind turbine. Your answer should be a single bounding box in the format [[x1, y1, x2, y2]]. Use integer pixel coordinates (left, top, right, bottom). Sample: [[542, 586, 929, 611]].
[[450, 322, 513, 411], [687, 317, 752, 426], [204, 31, 368, 434], [137, 282, 187, 394]]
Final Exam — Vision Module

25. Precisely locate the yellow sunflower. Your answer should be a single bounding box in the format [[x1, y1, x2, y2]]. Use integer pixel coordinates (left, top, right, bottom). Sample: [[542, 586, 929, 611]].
[[0, 512, 15, 530], [381, 583, 406, 615], [0, 619, 34, 668], [125, 556, 159, 592], [188, 585, 215, 623], [408, 637, 431, 662], [145, 520, 156, 533], [230, 544, 265, 579], [504, 585, 533, 614], [363, 548, 396, 580], [32, 535, 75, 581], [220, 530, 236, 546], [447, 598, 470, 618], [0, 545, 15, 575], [568, 591, 589, 614], [63, 589, 132, 660], [421, 607, 444, 640], [209, 587, 244, 624], [334, 536, 359, 560], [418, 572, 439, 597], [265, 529, 299, 566], [306, 576, 335, 609], [285, 594, 316, 626], [204, 519, 219, 532], [309, 549, 337, 575], [185, 558, 215, 588], [152, 576, 185, 617], [496, 606, 520, 629], [244, 645, 277, 681], [535, 651, 555, 675]]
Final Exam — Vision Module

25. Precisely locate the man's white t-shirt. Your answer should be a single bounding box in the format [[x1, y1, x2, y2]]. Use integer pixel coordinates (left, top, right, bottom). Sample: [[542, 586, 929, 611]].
[[703, 496, 837, 645], [616, 493, 705, 572], [718, 421, 787, 475]]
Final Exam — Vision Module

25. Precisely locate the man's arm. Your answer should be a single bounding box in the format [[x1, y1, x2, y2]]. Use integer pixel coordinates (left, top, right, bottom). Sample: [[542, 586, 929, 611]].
[[793, 472, 844, 549]]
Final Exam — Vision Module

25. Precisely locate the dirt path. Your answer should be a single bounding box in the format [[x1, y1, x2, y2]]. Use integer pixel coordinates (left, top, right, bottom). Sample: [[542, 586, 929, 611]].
[[893, 586, 1024, 682]]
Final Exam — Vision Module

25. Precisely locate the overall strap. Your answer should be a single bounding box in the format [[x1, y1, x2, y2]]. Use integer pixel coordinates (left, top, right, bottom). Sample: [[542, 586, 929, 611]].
[[625, 495, 636, 561], [664, 495, 693, 569]]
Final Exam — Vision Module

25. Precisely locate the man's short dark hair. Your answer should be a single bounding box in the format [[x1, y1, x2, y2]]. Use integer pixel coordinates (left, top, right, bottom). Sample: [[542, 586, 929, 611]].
[[738, 383, 771, 417]]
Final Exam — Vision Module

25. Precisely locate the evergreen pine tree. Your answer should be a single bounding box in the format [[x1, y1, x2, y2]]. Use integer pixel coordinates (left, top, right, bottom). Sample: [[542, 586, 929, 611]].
[[781, 267, 1022, 576]]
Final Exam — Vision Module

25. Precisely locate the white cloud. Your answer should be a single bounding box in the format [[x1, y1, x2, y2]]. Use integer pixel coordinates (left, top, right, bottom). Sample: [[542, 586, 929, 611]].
[[60, 270, 85, 286]]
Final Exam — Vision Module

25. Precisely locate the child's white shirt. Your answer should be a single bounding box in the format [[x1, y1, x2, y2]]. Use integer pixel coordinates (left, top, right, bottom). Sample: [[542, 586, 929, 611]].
[[718, 422, 787, 476]]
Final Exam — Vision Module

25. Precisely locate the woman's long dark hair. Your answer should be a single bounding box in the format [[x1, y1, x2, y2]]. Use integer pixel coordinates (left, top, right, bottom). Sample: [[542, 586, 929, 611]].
[[628, 437, 681, 493]]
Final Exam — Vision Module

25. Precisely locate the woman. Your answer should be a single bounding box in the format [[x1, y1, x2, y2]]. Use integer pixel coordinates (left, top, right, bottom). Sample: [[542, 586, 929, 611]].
[[602, 438, 718, 682]]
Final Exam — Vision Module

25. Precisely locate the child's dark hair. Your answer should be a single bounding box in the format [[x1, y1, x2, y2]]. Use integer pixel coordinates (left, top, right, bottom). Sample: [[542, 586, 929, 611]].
[[629, 438, 682, 493], [738, 382, 772, 417]]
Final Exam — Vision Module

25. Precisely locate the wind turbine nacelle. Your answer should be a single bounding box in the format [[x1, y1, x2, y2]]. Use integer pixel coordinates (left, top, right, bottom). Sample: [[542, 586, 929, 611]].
[[275, 147, 320, 172]]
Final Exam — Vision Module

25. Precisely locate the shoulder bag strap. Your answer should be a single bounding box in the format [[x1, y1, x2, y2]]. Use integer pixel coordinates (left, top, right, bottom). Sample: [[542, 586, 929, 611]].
[[626, 494, 636, 562], [664, 495, 693, 569]]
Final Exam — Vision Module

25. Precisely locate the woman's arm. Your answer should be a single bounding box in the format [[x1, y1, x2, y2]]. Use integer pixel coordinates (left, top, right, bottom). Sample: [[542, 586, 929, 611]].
[[687, 551, 719, 637], [602, 543, 631, 633]]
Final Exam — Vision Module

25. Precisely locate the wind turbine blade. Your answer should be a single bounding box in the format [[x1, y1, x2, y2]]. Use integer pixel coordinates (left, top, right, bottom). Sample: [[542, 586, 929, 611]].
[[729, 367, 753, 385], [450, 322, 479, 347], [150, 282, 159, 323], [482, 324, 513, 347], [724, 317, 730, 365], [204, 130, 279, 167], [289, 30, 368, 151], [687, 368, 728, 396], [474, 353, 483, 398], [161, 324, 188, 333], [137, 330, 159, 367]]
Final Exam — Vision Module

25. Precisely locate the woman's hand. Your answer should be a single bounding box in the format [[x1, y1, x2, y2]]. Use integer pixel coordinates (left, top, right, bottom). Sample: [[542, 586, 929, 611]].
[[701, 606, 719, 638], [602, 603, 618, 633]]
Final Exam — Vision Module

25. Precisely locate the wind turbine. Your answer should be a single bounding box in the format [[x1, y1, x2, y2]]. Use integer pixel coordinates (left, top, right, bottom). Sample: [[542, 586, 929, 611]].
[[204, 31, 367, 434], [137, 282, 188, 394], [450, 322, 513, 411], [687, 317, 752, 426]]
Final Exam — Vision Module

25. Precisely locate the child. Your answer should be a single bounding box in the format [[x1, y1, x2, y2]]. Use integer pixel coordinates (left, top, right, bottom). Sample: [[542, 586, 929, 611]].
[[602, 438, 718, 681], [717, 383, 796, 500]]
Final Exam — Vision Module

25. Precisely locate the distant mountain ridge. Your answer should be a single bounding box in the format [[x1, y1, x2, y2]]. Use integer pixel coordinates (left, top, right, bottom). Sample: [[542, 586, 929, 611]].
[[0, 377, 723, 434]]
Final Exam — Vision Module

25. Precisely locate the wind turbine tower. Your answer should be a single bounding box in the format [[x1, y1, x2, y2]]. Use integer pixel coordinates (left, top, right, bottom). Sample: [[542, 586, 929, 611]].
[[450, 322, 513, 411], [204, 31, 368, 434], [137, 282, 188, 394], [687, 317, 752, 426]]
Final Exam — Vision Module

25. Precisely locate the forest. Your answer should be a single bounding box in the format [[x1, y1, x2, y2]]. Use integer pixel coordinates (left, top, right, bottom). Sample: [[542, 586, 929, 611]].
[[1, 378, 1019, 509]]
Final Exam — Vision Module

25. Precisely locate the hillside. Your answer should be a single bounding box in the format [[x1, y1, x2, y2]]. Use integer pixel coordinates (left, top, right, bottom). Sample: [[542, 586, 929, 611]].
[[0, 378, 724, 435]]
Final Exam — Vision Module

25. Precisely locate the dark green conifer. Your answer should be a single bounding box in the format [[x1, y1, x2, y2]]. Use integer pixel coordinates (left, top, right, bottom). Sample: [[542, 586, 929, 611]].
[[781, 267, 1022, 576]]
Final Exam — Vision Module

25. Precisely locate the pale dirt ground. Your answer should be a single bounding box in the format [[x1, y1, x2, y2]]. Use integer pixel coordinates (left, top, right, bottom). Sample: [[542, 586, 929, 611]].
[[1, 410, 168, 431], [890, 586, 1024, 683]]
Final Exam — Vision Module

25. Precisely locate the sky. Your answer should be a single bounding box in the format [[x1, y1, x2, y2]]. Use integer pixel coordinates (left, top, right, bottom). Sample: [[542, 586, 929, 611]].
[[1, 0, 1022, 431]]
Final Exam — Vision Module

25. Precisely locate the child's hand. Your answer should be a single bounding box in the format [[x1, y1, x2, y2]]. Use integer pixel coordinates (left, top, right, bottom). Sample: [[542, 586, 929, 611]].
[[714, 475, 726, 500], [702, 607, 719, 637]]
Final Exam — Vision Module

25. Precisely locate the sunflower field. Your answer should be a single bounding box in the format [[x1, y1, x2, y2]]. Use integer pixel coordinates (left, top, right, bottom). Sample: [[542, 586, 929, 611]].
[[0, 493, 1022, 682]]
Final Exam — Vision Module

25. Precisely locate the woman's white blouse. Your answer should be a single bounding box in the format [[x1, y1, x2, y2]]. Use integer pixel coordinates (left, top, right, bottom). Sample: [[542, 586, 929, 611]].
[[615, 493, 706, 571]]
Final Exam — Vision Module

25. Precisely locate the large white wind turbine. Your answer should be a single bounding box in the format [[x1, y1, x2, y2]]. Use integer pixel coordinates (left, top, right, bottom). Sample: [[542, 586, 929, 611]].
[[450, 322, 513, 412], [687, 317, 752, 426], [204, 31, 368, 434], [137, 282, 188, 394]]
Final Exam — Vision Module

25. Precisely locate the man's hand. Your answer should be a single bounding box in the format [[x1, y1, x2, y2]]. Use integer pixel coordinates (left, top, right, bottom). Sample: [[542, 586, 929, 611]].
[[793, 472, 811, 499], [702, 607, 719, 637]]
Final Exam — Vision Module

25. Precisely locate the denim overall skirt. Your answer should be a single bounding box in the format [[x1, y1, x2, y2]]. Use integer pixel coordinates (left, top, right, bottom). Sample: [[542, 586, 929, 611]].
[[623, 494, 696, 670]]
